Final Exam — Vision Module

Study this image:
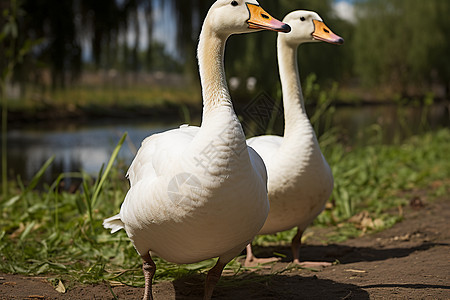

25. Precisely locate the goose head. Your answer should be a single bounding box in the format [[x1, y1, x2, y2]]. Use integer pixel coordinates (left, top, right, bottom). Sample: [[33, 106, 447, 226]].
[[205, 0, 291, 37], [280, 11, 344, 46]]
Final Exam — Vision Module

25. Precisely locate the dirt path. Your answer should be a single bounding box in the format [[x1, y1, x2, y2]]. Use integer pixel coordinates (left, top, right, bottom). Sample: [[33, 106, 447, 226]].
[[1, 198, 449, 299]]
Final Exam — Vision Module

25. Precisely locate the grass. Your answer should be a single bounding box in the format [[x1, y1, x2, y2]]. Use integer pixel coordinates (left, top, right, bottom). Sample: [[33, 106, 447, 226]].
[[7, 84, 201, 112], [0, 115, 449, 291], [320, 127, 449, 238], [255, 128, 450, 246]]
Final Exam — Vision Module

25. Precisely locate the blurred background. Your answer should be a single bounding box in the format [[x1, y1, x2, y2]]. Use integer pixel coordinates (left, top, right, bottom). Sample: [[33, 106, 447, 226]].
[[1, 0, 449, 183]]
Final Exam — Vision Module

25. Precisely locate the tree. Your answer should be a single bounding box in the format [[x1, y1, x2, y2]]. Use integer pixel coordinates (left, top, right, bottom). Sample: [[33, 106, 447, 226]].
[[1, 0, 39, 198], [225, 0, 353, 103], [353, 0, 450, 97], [13, 0, 147, 88]]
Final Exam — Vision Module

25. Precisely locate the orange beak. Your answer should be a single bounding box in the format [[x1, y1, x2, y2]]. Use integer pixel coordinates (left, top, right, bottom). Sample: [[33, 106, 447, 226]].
[[246, 3, 291, 33], [312, 20, 344, 45]]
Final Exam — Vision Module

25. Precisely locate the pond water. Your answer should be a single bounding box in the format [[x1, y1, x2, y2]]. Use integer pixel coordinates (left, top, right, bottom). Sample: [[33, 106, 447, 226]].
[[4, 121, 180, 184], [2, 102, 449, 183]]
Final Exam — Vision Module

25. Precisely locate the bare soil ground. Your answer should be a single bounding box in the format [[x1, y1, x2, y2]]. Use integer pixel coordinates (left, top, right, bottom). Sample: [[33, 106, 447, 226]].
[[1, 198, 449, 299]]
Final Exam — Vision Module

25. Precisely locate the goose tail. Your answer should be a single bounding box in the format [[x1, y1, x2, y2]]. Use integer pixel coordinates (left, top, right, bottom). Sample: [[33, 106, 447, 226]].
[[103, 214, 124, 234]]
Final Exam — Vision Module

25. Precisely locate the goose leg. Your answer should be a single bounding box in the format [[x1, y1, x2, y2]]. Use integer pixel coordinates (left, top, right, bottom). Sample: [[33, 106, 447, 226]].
[[244, 242, 280, 267], [291, 228, 303, 264], [204, 243, 244, 300], [203, 259, 227, 300], [292, 228, 332, 268], [141, 252, 156, 300]]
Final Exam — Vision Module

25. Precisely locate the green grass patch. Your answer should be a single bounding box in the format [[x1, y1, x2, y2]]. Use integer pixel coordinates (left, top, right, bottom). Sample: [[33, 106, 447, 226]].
[[7, 84, 202, 115], [1, 128, 449, 288], [255, 128, 450, 245]]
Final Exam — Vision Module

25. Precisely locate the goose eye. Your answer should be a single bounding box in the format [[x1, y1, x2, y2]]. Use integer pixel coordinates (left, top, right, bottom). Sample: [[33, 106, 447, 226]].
[[300, 17, 306, 21], [231, 1, 238, 6]]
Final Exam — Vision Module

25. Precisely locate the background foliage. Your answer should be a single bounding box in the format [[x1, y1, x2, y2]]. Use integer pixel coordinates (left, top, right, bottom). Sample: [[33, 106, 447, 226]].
[[1, 0, 449, 99]]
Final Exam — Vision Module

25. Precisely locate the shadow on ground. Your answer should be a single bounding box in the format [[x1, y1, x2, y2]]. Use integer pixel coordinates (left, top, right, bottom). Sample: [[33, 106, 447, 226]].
[[248, 242, 447, 265], [172, 273, 369, 299]]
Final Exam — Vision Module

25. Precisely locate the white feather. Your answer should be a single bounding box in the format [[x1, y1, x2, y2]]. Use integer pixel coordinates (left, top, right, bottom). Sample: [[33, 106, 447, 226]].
[[247, 11, 335, 237], [103, 0, 273, 266]]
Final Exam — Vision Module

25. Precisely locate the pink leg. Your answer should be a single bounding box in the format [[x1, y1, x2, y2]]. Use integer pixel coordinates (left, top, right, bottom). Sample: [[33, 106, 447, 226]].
[[141, 252, 156, 300], [203, 259, 227, 300], [244, 242, 280, 267], [292, 228, 332, 268], [291, 228, 303, 265]]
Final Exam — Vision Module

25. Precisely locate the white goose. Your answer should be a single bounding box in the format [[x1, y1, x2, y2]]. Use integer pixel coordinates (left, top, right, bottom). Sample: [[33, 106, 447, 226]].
[[103, 1, 290, 299], [245, 11, 343, 267]]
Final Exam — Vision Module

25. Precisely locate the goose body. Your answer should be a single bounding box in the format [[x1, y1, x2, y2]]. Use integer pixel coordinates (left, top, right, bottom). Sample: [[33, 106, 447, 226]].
[[248, 132, 332, 235], [103, 1, 290, 299], [116, 112, 266, 264], [246, 11, 343, 266]]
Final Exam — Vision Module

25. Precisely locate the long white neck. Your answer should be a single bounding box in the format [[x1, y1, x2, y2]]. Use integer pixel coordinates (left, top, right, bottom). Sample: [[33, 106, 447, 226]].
[[277, 37, 311, 138], [197, 26, 233, 121], [193, 20, 248, 168], [274, 35, 332, 192]]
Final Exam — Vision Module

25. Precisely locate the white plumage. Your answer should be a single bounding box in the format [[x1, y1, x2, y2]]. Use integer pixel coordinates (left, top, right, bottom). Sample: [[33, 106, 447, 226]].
[[114, 119, 268, 263], [245, 11, 343, 267], [103, 1, 290, 299]]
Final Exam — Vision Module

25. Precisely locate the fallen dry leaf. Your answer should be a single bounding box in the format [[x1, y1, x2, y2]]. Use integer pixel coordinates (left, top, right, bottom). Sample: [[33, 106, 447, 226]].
[[348, 211, 384, 230], [345, 269, 367, 273], [348, 211, 370, 224], [108, 280, 125, 287], [373, 218, 384, 228], [55, 280, 66, 293], [9, 223, 25, 239], [360, 216, 374, 229]]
